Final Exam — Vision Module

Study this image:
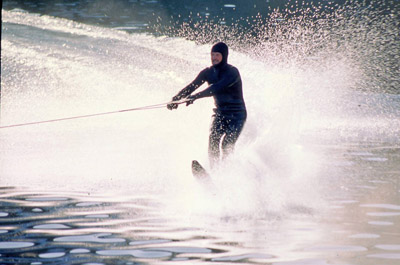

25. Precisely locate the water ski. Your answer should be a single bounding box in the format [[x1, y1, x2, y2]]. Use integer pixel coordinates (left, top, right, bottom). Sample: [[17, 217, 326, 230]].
[[191, 160, 210, 180]]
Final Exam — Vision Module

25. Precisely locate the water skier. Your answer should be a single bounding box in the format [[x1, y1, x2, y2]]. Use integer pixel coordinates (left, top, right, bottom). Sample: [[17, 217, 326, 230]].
[[167, 42, 247, 168]]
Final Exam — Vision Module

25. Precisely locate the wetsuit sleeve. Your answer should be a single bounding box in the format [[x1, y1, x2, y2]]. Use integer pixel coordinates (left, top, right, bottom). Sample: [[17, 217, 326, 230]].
[[173, 69, 208, 101], [190, 67, 240, 100]]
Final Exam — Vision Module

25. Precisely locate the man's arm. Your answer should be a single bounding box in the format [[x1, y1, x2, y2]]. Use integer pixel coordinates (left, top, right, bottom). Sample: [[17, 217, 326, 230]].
[[172, 69, 208, 101], [190, 67, 240, 100]]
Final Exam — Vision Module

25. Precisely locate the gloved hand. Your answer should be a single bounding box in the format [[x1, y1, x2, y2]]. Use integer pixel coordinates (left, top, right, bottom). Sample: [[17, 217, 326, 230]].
[[186, 95, 196, 106], [167, 102, 178, 110], [167, 96, 180, 110]]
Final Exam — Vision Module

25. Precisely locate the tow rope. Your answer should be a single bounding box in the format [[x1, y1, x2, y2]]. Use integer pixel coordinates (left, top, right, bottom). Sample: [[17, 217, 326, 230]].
[[0, 100, 188, 129]]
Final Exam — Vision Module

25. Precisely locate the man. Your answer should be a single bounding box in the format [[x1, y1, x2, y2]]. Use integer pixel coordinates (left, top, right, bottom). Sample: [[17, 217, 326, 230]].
[[167, 42, 247, 168]]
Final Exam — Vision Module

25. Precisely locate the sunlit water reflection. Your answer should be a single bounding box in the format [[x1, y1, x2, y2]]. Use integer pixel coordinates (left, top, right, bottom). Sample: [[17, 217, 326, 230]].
[[0, 156, 399, 265]]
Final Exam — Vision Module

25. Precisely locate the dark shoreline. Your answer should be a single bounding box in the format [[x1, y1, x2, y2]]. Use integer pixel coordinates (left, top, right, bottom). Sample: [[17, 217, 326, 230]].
[[2, 0, 397, 34]]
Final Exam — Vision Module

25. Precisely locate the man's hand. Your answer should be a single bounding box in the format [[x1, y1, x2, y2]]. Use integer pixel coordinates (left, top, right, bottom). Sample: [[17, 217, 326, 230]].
[[167, 102, 178, 110], [167, 95, 196, 110], [186, 96, 196, 106], [167, 95, 181, 110]]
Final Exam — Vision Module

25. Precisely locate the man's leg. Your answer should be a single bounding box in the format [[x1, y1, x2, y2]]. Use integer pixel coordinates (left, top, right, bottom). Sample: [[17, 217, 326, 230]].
[[221, 118, 246, 159], [208, 115, 225, 168]]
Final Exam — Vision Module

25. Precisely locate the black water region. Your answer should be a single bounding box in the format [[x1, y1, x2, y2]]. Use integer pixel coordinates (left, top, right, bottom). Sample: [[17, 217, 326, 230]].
[[2, 0, 397, 34]]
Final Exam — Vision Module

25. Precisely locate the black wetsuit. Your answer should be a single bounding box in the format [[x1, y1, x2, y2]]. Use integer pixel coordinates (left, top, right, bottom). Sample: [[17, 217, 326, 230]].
[[173, 62, 247, 166]]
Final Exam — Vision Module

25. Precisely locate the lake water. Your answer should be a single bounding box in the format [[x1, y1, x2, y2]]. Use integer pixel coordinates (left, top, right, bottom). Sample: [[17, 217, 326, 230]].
[[1, 1, 400, 264]]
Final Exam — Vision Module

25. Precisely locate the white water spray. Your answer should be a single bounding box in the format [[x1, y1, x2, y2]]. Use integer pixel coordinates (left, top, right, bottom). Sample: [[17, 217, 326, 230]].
[[1, 2, 399, 217]]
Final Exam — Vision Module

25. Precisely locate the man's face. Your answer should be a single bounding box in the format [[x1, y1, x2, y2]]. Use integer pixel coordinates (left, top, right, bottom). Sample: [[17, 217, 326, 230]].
[[211, 52, 223, 65]]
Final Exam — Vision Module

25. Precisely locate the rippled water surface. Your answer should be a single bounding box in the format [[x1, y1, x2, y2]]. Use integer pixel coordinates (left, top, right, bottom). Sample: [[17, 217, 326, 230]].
[[1, 143, 399, 264]]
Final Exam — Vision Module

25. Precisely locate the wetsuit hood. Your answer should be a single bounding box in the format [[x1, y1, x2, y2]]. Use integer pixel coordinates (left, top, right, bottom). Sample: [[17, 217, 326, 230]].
[[211, 42, 228, 68]]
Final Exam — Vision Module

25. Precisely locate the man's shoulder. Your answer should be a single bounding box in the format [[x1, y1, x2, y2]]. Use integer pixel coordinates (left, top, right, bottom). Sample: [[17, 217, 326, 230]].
[[228, 63, 239, 69], [202, 64, 239, 74], [200, 66, 213, 74], [225, 64, 240, 74]]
